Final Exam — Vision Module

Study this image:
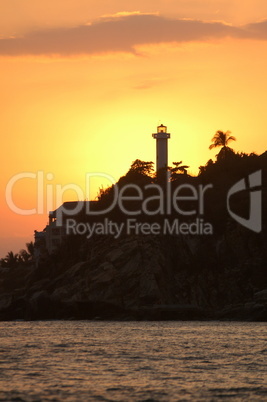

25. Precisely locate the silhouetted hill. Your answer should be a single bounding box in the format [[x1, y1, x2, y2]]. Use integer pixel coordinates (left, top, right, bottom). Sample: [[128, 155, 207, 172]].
[[0, 152, 266, 321]]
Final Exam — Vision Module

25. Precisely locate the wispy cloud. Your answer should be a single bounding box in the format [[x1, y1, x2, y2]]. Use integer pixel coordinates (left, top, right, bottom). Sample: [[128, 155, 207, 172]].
[[0, 13, 266, 57], [99, 11, 159, 20]]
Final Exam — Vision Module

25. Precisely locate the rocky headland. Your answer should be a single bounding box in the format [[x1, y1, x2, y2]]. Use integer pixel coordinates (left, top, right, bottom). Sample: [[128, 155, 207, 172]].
[[1, 151, 267, 321]]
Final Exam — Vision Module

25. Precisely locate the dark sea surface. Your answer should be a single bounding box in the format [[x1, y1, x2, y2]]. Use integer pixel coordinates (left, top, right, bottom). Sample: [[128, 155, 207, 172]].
[[0, 321, 266, 401]]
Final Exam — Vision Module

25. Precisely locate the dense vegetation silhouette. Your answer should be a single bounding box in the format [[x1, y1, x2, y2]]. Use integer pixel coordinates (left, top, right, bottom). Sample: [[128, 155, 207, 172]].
[[1, 130, 267, 266], [1, 242, 34, 268]]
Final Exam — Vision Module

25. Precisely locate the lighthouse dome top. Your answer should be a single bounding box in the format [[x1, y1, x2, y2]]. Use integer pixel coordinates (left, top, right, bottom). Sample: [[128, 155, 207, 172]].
[[157, 124, 167, 133]]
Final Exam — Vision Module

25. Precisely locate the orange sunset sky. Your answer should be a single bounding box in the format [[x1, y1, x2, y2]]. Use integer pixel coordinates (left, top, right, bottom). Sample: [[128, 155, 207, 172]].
[[1, 0, 267, 257]]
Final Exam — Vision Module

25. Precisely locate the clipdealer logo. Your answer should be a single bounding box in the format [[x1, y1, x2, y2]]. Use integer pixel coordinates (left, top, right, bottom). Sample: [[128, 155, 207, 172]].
[[5, 170, 263, 234], [227, 170, 262, 233]]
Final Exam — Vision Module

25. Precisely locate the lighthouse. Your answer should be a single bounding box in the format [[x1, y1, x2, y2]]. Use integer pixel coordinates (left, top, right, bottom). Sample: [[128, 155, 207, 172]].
[[152, 124, 171, 174]]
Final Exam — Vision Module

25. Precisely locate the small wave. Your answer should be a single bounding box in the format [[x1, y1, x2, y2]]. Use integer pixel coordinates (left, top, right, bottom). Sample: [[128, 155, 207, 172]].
[[53, 343, 70, 347], [23, 343, 40, 349]]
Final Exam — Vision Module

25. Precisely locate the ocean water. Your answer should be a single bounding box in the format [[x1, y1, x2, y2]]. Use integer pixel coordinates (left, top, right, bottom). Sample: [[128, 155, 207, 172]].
[[0, 321, 266, 401]]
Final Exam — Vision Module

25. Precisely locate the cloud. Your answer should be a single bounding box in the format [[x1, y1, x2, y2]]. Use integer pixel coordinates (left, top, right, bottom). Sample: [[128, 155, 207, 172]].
[[0, 13, 266, 57], [242, 20, 267, 39], [99, 11, 158, 20]]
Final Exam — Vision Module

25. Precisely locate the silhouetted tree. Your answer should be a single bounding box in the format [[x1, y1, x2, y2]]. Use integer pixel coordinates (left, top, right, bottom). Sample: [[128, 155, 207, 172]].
[[1, 251, 18, 268], [19, 249, 31, 263], [198, 159, 214, 175], [18, 241, 35, 264], [170, 161, 189, 180], [26, 241, 34, 257], [209, 130, 236, 152], [128, 159, 154, 176], [216, 146, 237, 162]]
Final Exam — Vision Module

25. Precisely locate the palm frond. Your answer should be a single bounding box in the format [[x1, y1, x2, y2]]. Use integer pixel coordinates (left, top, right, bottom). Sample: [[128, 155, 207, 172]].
[[227, 136, 236, 142]]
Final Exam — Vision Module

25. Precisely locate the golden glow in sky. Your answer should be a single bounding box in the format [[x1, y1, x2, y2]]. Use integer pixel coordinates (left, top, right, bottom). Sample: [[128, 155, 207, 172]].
[[1, 0, 267, 256]]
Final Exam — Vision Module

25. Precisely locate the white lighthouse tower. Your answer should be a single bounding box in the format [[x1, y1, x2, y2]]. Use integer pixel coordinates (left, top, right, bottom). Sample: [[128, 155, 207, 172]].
[[152, 124, 171, 174]]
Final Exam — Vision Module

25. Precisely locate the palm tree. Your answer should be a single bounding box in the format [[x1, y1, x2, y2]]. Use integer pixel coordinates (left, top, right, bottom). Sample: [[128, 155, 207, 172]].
[[19, 249, 31, 263], [26, 241, 34, 258], [209, 130, 236, 161], [3, 251, 18, 268], [209, 130, 236, 150], [17, 241, 35, 265]]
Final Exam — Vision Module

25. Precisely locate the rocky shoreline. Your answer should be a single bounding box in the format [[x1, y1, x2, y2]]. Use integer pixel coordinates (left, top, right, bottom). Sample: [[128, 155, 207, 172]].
[[0, 296, 266, 322], [0, 232, 266, 322]]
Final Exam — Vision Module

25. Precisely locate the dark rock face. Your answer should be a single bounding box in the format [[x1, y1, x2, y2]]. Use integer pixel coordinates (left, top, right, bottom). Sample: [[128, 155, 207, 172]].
[[0, 224, 266, 321]]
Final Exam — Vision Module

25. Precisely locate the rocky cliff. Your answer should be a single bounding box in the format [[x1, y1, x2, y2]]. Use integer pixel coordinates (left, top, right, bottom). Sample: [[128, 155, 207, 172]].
[[0, 222, 266, 321]]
